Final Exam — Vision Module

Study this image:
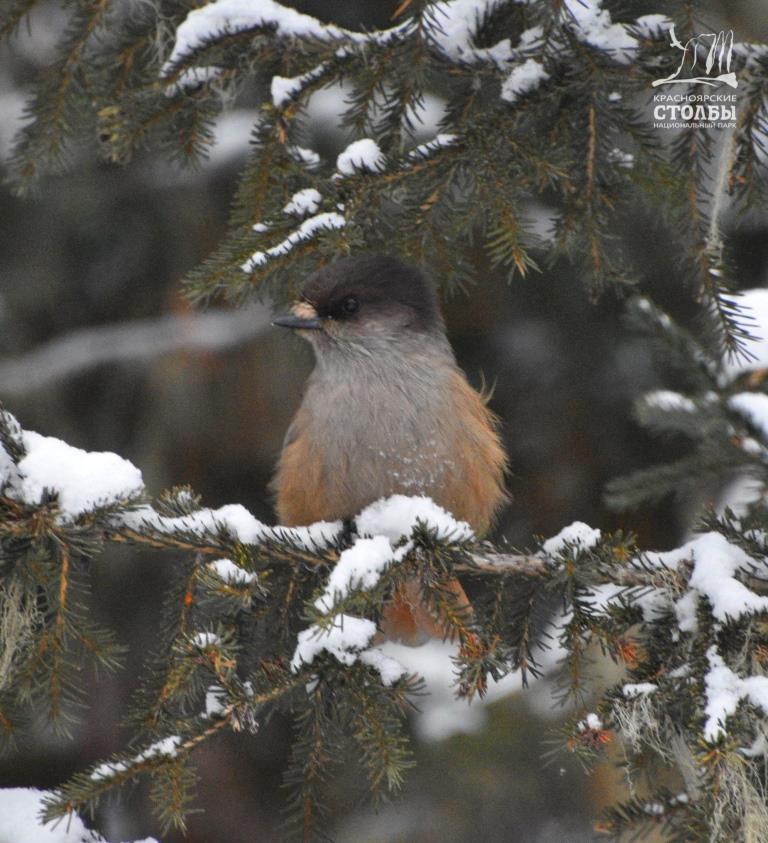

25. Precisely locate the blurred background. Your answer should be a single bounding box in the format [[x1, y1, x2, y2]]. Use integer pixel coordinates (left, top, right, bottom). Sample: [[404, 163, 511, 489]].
[[1, 1, 768, 841]]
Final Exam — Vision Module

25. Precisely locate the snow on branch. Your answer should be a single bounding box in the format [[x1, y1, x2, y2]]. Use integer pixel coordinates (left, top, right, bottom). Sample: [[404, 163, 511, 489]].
[[2, 427, 144, 521], [5, 405, 768, 834], [562, 0, 639, 64], [336, 138, 386, 176], [164, 0, 413, 73], [240, 212, 346, 273]]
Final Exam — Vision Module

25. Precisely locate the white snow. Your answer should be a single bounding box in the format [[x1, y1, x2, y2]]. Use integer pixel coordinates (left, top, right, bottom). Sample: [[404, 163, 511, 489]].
[[359, 647, 409, 686], [500, 59, 549, 104], [271, 519, 344, 549], [729, 392, 768, 441], [90, 735, 182, 782], [209, 557, 256, 585], [643, 390, 696, 412], [562, 0, 637, 64], [204, 684, 227, 717], [356, 495, 474, 543], [517, 25, 544, 51], [686, 534, 768, 622], [291, 613, 377, 669], [90, 759, 129, 780], [408, 133, 458, 160], [123, 502, 266, 544], [674, 589, 699, 633], [165, 0, 412, 72], [271, 64, 327, 108], [287, 145, 321, 169], [165, 66, 222, 95], [241, 211, 346, 272], [192, 632, 221, 648], [139, 735, 182, 761], [283, 188, 322, 217], [578, 712, 603, 731], [541, 521, 601, 557], [704, 646, 768, 741], [291, 614, 409, 686], [336, 139, 385, 176], [124, 503, 341, 549], [622, 682, 657, 697], [314, 536, 397, 612], [645, 532, 768, 628], [13, 431, 144, 520], [607, 147, 634, 169], [632, 14, 672, 39], [0, 787, 159, 843], [425, 0, 518, 66]]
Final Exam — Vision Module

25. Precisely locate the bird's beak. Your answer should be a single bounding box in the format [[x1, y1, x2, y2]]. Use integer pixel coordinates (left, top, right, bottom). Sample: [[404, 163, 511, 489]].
[[272, 301, 323, 331], [272, 314, 323, 330]]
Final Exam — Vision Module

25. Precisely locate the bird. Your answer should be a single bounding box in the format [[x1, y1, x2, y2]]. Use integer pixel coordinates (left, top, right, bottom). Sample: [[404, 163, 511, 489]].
[[271, 254, 508, 644]]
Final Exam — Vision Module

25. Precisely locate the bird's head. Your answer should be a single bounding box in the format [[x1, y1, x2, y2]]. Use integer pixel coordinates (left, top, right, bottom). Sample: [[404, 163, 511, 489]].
[[272, 255, 444, 357]]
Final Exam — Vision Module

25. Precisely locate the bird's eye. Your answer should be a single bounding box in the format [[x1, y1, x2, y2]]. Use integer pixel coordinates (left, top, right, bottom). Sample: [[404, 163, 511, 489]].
[[341, 296, 359, 315]]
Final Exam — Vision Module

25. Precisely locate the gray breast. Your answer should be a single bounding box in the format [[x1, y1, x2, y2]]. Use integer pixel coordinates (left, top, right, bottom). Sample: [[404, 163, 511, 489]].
[[302, 341, 458, 510]]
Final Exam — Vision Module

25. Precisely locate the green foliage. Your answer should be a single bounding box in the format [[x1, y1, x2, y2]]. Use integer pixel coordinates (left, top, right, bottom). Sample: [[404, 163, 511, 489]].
[[0, 410, 125, 746], [3, 362, 768, 841], [4, 0, 767, 342]]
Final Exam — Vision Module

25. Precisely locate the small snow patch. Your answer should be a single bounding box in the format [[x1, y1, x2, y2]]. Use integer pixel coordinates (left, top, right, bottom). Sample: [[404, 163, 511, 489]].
[[541, 522, 601, 557], [623, 682, 657, 698], [646, 532, 768, 626], [704, 646, 768, 741], [241, 212, 345, 272], [271, 64, 327, 107], [314, 536, 396, 612], [292, 614, 377, 670], [578, 712, 603, 731], [192, 632, 221, 648], [408, 133, 458, 160], [209, 557, 256, 585], [283, 188, 322, 217], [287, 145, 321, 168], [123, 502, 266, 544], [563, 0, 637, 64], [336, 139, 385, 176], [500, 59, 549, 104], [643, 390, 696, 412], [356, 495, 473, 543]]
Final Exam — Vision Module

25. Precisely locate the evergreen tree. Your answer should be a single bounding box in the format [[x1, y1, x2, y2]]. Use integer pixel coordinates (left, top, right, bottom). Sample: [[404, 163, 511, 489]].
[[1, 0, 768, 840]]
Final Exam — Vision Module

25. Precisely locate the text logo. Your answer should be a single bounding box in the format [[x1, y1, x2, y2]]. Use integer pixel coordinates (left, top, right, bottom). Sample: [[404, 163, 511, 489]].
[[653, 25, 737, 89]]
